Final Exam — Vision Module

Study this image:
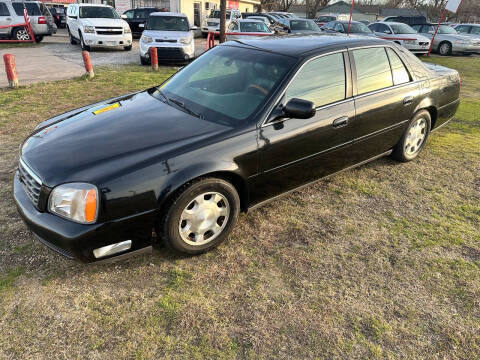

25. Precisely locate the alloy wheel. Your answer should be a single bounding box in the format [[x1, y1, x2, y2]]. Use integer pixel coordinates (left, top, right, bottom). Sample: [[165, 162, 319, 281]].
[[404, 117, 427, 156], [178, 192, 230, 246], [16, 28, 30, 41]]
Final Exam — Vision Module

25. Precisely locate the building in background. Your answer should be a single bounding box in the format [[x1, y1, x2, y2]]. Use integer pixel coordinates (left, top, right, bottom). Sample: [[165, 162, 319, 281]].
[[50, 0, 259, 28]]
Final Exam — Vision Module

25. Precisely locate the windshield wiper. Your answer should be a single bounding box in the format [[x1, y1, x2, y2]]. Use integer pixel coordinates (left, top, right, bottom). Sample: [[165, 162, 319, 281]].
[[167, 97, 204, 119]]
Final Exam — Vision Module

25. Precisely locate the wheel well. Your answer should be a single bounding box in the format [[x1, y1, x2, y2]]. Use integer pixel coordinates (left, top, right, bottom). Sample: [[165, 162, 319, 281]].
[[425, 106, 438, 130], [163, 171, 249, 213]]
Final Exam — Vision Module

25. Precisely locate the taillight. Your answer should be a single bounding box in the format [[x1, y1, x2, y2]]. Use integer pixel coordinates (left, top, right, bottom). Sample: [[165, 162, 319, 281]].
[[38, 16, 46, 24], [56, 15, 60, 20]]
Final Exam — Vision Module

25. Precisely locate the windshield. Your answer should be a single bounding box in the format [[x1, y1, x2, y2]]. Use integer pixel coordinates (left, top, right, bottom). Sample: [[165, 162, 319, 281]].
[[209, 10, 231, 19], [79, 6, 119, 19], [290, 19, 320, 31], [147, 16, 189, 31], [437, 25, 457, 34], [349, 22, 372, 33], [157, 46, 295, 125], [317, 16, 335, 22], [390, 23, 417, 34], [240, 21, 270, 33]]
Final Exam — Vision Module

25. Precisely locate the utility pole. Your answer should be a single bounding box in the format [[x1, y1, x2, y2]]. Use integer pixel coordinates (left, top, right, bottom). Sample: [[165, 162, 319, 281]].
[[220, 0, 226, 43]]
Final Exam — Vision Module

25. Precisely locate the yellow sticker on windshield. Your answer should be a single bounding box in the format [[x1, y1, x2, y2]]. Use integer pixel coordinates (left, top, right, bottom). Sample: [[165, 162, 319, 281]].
[[93, 102, 120, 115]]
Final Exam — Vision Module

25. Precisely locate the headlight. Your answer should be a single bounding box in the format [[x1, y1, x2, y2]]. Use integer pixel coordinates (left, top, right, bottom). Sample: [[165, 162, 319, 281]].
[[141, 34, 153, 43], [83, 25, 95, 34], [124, 26, 131, 34], [49, 183, 99, 224], [179, 36, 192, 44]]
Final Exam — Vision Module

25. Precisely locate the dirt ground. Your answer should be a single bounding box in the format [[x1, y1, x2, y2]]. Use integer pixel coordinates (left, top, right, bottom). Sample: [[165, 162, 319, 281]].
[[0, 57, 479, 359]]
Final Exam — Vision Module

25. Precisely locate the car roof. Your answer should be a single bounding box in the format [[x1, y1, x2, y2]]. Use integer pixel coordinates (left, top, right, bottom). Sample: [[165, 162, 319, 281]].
[[150, 12, 186, 17], [336, 20, 362, 24], [228, 33, 390, 57], [236, 19, 264, 23]]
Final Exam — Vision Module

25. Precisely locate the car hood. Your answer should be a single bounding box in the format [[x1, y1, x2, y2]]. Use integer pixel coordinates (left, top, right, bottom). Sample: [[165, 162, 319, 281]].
[[142, 29, 191, 41], [81, 18, 128, 28], [21, 91, 231, 187], [392, 33, 430, 42]]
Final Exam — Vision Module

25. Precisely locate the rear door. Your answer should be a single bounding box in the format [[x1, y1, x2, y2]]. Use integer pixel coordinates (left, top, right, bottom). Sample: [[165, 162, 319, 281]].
[[251, 51, 356, 203], [346, 46, 420, 161], [0, 2, 13, 36]]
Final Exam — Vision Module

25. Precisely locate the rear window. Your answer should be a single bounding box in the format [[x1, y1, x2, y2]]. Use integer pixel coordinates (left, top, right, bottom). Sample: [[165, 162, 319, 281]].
[[0, 3, 10, 16], [12, 2, 42, 16], [353, 47, 393, 94]]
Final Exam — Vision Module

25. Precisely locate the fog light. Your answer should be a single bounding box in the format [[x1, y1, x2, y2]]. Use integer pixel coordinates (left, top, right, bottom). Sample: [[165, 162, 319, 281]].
[[93, 240, 132, 259], [184, 54, 189, 60]]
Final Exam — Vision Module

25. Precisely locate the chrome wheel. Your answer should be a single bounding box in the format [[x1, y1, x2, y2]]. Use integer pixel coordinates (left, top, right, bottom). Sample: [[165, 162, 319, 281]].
[[439, 42, 451, 55], [16, 28, 30, 41], [405, 117, 427, 156], [178, 192, 230, 246]]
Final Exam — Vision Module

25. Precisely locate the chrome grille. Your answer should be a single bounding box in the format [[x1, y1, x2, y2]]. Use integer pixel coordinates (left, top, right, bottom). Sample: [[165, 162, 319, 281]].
[[18, 159, 42, 208], [207, 21, 217, 26], [156, 39, 177, 43], [419, 41, 429, 46]]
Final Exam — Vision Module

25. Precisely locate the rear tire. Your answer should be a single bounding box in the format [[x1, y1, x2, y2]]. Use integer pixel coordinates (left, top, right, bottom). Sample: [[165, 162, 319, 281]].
[[391, 110, 431, 162], [13, 27, 31, 41], [438, 41, 452, 56], [34, 35, 44, 43], [156, 178, 240, 255]]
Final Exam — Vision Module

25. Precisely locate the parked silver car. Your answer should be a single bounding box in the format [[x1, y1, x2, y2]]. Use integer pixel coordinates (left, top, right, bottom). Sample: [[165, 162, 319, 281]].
[[226, 19, 273, 41], [412, 24, 480, 55], [369, 22, 430, 55], [0, 0, 56, 42], [453, 24, 480, 40]]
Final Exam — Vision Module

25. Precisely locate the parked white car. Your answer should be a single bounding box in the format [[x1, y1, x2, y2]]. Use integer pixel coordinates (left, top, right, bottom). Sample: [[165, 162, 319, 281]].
[[139, 12, 195, 64], [369, 21, 430, 55], [201, 9, 241, 37], [66, 3, 132, 51]]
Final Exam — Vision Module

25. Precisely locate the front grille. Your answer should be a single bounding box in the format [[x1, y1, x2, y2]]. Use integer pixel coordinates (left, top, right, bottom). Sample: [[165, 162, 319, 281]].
[[207, 21, 217, 26], [156, 47, 185, 59], [156, 39, 177, 43], [96, 30, 123, 35], [18, 159, 42, 208], [419, 41, 429, 46], [34, 234, 74, 259]]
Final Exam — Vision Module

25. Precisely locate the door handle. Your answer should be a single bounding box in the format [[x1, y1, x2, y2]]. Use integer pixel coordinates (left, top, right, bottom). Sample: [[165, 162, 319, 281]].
[[403, 96, 414, 106], [332, 116, 349, 128]]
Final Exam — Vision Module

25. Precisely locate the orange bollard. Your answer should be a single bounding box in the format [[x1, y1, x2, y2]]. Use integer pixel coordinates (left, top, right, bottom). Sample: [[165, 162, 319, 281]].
[[208, 33, 215, 49], [82, 51, 94, 79], [150, 47, 158, 70], [3, 54, 19, 88]]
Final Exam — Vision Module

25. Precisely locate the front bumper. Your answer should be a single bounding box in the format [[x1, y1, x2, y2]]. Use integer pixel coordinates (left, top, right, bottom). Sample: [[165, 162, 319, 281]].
[[140, 41, 195, 61], [14, 174, 154, 263], [201, 25, 219, 34], [82, 32, 132, 48], [404, 43, 430, 54]]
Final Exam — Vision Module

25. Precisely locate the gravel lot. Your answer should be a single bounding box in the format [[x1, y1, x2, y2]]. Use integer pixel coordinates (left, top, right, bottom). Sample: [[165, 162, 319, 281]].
[[0, 29, 207, 87]]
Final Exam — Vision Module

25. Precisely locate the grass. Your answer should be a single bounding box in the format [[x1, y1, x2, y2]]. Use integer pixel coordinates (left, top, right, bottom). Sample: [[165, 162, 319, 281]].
[[0, 58, 479, 359]]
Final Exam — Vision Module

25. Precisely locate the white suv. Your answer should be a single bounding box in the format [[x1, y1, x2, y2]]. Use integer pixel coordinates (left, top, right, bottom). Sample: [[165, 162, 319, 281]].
[[201, 9, 241, 37], [66, 4, 132, 51]]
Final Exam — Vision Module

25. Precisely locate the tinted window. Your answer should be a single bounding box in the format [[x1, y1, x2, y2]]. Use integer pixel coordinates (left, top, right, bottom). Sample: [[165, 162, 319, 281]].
[[386, 48, 410, 85], [134, 9, 154, 19], [369, 23, 378, 32], [455, 25, 470, 33], [289, 19, 319, 31], [390, 23, 418, 34], [286, 53, 346, 107], [471, 26, 480, 35], [79, 6, 119, 19], [334, 23, 345, 32], [240, 21, 269, 32], [317, 16, 335, 22], [123, 10, 134, 19], [354, 47, 393, 94], [438, 25, 457, 34], [12, 3, 42, 16], [0, 3, 10, 16], [349, 22, 372, 33], [147, 16, 189, 31], [377, 24, 391, 33], [159, 46, 295, 124]]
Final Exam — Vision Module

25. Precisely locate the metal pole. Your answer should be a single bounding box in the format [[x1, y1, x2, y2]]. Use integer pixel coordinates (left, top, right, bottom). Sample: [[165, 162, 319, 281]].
[[427, 7, 447, 57], [347, 0, 354, 35]]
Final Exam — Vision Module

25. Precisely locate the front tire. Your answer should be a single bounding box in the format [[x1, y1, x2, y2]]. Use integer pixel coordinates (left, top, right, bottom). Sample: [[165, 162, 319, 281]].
[[157, 178, 240, 255], [79, 32, 90, 52], [140, 56, 149, 65], [391, 110, 431, 162], [438, 41, 452, 56], [68, 27, 78, 44]]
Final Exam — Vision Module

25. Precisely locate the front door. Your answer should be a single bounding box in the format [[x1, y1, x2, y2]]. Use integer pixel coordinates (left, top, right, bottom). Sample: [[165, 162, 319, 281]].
[[250, 51, 356, 204]]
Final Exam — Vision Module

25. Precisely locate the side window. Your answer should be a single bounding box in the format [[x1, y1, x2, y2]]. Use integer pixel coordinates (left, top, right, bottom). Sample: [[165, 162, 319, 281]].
[[369, 23, 377, 32], [353, 47, 393, 94], [378, 24, 391, 34], [0, 3, 10, 16], [411, 25, 421, 32], [455, 25, 470, 34], [123, 10, 133, 19], [386, 48, 410, 85], [334, 23, 344, 33], [286, 52, 346, 108], [228, 22, 237, 31], [471, 26, 480, 35]]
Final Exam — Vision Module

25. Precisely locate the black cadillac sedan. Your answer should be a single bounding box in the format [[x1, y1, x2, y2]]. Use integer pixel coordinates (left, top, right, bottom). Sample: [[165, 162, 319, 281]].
[[14, 35, 460, 263]]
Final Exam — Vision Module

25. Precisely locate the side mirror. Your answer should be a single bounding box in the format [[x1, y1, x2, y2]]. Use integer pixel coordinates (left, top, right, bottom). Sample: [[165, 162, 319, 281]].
[[121, 14, 127, 19], [283, 98, 316, 119], [139, 23, 145, 28]]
